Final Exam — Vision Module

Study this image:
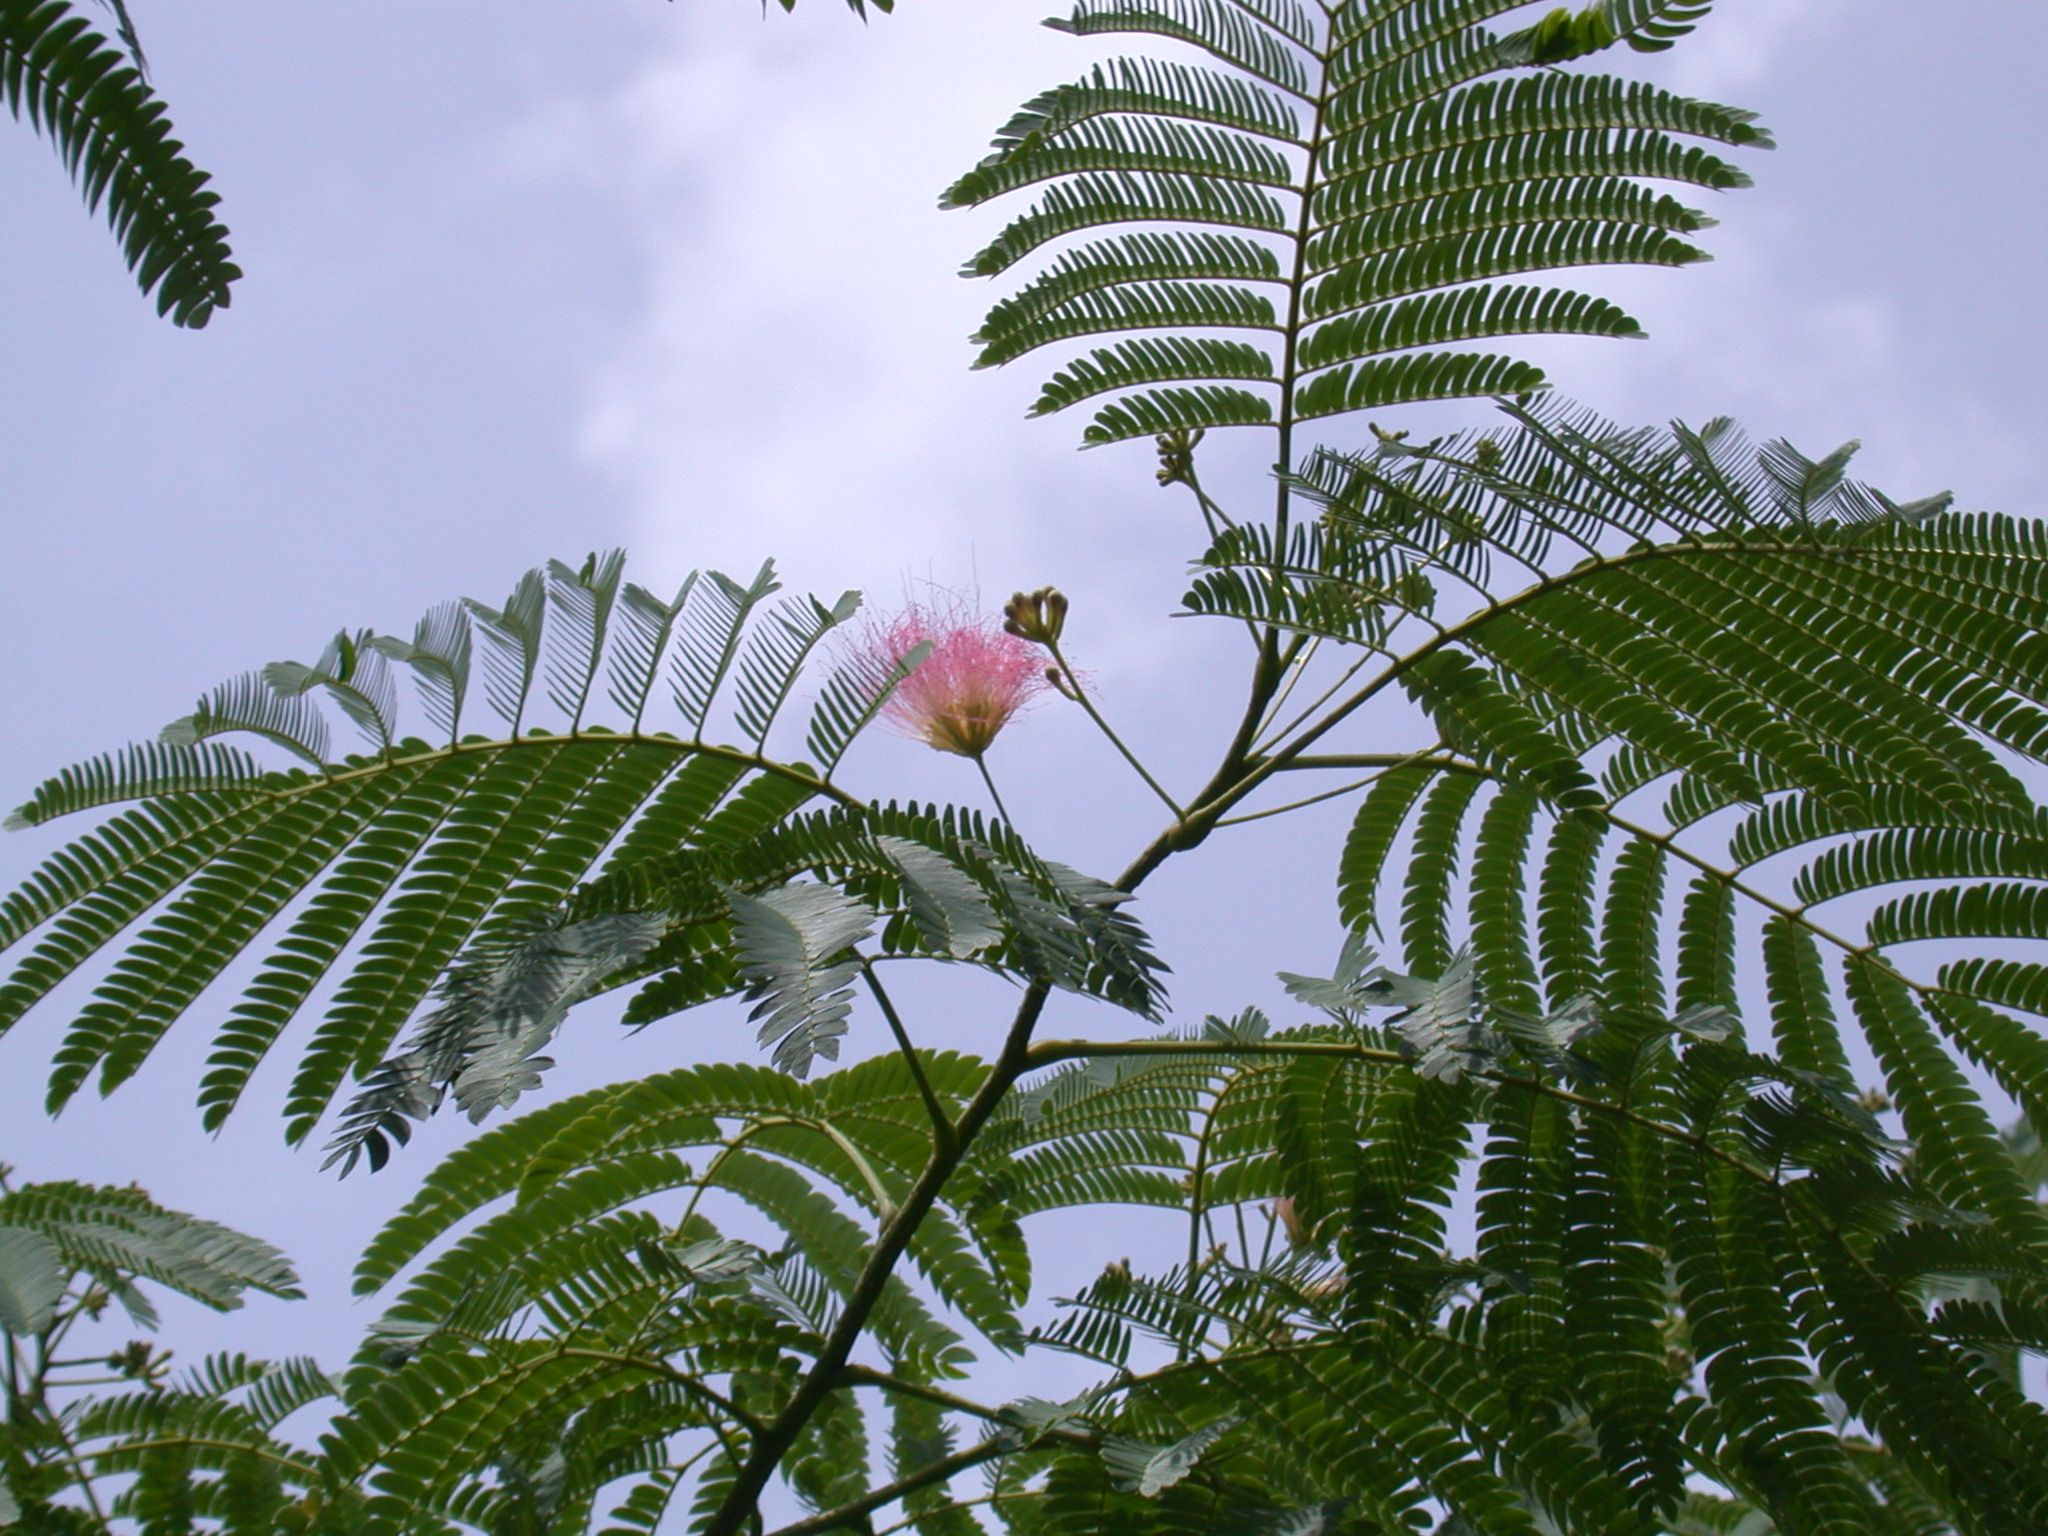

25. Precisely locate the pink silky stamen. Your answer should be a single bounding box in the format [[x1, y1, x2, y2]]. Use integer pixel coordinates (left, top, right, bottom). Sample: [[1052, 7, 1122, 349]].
[[863, 600, 1050, 759]]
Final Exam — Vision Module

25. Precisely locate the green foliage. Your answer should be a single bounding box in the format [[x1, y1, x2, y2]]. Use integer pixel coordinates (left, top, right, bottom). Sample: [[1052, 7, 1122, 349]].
[[0, 552, 1161, 1179], [1292, 406, 2048, 1256], [947, 0, 1765, 442], [966, 954, 2046, 1534], [9, 3, 2048, 1534], [0, 1177, 324, 1534], [277, 1051, 1030, 1527], [0, 0, 236, 325]]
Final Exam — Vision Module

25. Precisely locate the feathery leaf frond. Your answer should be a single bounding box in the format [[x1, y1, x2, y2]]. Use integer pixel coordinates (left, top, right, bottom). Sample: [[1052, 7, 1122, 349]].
[[0, 553, 896, 1142], [949, 0, 1764, 441], [0, 0, 238, 325]]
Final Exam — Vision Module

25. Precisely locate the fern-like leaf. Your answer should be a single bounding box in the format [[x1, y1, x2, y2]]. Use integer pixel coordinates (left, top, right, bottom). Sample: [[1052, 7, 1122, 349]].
[[0, 0, 237, 325], [948, 0, 1764, 440]]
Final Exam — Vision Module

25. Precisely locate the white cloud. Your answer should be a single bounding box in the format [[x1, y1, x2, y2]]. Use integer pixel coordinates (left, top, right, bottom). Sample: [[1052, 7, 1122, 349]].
[[511, 0, 2043, 655], [1663, 0, 1854, 97], [1491, 208, 2035, 514], [531, 6, 1117, 604]]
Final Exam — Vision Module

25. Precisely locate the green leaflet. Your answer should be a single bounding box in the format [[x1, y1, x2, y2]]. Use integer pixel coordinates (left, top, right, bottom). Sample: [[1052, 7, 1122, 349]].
[[1845, 959, 2048, 1254], [1536, 811, 1605, 1011], [1469, 789, 1538, 1016], [1666, 1152, 1878, 1533], [1400, 771, 1484, 975], [1475, 1091, 1571, 1401], [1760, 915, 1850, 1085], [1926, 992, 2048, 1149], [1101, 1414, 1240, 1496], [1562, 1116, 1683, 1511]]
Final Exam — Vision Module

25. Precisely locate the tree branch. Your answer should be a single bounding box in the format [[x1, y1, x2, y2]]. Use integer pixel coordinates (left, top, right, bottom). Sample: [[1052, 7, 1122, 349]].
[[699, 983, 1051, 1535], [861, 960, 956, 1156]]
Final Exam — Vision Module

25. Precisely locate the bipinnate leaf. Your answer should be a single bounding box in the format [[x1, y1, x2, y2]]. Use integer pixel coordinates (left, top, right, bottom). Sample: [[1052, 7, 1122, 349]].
[[728, 880, 877, 1077], [0, 550, 918, 1140], [950, 0, 1764, 441]]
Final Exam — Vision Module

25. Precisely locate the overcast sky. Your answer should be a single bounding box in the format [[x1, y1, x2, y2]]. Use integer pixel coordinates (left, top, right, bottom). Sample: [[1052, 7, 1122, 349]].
[[5, 0, 2048, 1480]]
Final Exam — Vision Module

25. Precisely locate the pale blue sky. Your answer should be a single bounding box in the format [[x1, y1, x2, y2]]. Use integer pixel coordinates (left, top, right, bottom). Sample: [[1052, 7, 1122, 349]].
[[4, 0, 2048, 1476]]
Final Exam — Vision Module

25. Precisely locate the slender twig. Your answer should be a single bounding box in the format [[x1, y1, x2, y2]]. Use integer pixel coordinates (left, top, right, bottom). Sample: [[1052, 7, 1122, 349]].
[[873, 1489, 1043, 1536], [861, 961, 956, 1154], [1212, 744, 1452, 826], [971, 751, 1014, 825], [1251, 646, 1380, 754], [77, 1436, 320, 1480], [1267, 750, 1466, 775], [1256, 1199, 1280, 1272], [1024, 1036, 1781, 1185], [1211, 772, 1377, 827], [837, 1363, 1010, 1422], [677, 1114, 894, 1229], [32, 1333, 110, 1527], [765, 1115, 897, 1222], [1045, 639, 1184, 817], [1178, 459, 1238, 537], [764, 1434, 1013, 1536], [552, 1346, 765, 1436]]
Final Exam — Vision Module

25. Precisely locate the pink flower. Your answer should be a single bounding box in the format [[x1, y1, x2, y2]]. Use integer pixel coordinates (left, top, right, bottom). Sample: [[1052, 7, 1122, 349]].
[[861, 597, 1051, 759]]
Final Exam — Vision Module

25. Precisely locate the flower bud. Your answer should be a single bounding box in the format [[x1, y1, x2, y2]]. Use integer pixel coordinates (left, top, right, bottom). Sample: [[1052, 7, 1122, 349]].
[[1002, 586, 1068, 646], [1154, 425, 1205, 486]]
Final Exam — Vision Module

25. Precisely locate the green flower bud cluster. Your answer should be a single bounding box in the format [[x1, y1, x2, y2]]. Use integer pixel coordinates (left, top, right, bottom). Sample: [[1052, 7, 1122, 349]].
[[1002, 586, 1068, 646]]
